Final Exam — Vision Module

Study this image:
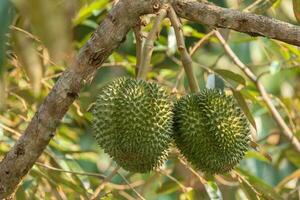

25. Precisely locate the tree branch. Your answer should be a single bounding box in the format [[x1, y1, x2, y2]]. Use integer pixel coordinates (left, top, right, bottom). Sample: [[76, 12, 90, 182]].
[[2, 0, 300, 198], [214, 30, 300, 153], [0, 0, 163, 198], [172, 0, 300, 47]]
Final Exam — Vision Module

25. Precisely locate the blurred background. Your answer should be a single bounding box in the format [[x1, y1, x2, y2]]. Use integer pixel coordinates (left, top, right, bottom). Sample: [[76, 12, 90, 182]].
[[0, 0, 300, 199]]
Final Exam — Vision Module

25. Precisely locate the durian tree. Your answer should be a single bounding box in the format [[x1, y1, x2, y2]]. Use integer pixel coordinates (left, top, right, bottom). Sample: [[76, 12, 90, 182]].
[[1, 0, 300, 199]]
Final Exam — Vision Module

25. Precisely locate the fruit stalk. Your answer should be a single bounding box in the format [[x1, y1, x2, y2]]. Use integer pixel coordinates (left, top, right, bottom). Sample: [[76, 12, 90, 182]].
[[167, 6, 200, 93], [137, 7, 168, 80]]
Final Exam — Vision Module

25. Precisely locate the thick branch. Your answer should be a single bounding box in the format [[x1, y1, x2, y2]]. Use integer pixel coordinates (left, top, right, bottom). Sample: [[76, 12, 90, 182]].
[[0, 0, 162, 198], [172, 0, 300, 47], [2, 0, 300, 198]]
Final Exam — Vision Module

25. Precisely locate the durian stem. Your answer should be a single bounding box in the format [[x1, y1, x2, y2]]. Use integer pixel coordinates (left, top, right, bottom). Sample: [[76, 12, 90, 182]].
[[133, 19, 144, 78], [137, 7, 168, 80], [167, 6, 200, 93]]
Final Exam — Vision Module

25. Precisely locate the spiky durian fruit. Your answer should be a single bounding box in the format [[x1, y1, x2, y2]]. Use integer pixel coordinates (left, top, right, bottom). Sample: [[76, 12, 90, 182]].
[[173, 89, 250, 174], [93, 78, 173, 173]]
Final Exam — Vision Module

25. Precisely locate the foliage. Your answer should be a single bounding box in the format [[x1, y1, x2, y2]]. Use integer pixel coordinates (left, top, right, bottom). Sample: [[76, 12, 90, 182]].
[[0, 0, 300, 199]]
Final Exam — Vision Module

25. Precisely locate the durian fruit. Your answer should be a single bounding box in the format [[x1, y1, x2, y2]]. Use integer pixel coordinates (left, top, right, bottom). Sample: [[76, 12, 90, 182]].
[[93, 78, 173, 173], [173, 89, 250, 174]]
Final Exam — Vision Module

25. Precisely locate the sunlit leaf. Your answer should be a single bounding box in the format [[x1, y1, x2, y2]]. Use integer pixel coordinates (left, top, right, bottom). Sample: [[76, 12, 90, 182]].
[[232, 90, 257, 130], [74, 0, 109, 25], [215, 69, 246, 86], [237, 169, 283, 200], [293, 0, 300, 22], [204, 180, 223, 200], [157, 179, 181, 195]]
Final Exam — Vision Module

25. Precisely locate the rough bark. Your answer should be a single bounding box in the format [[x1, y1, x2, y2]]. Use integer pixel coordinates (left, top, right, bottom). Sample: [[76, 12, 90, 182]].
[[1, 0, 300, 198], [0, 0, 162, 198], [173, 0, 300, 46]]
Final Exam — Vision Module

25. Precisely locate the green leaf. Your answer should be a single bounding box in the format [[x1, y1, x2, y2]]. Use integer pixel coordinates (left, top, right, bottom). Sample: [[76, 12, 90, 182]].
[[293, 0, 300, 23], [285, 149, 300, 167], [74, 0, 109, 25], [237, 169, 283, 200], [204, 180, 223, 200], [246, 0, 278, 14], [232, 90, 257, 130], [245, 151, 271, 163], [239, 182, 260, 200], [157, 179, 181, 195], [215, 69, 246, 86], [151, 53, 166, 66], [0, 0, 14, 75]]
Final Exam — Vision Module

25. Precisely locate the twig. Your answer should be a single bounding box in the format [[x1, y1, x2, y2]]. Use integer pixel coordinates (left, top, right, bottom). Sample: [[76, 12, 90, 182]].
[[35, 162, 106, 179], [214, 30, 300, 153], [189, 31, 215, 56], [275, 169, 300, 191], [173, 0, 279, 92], [117, 171, 146, 200], [137, 7, 168, 80], [3, 0, 300, 198], [172, 0, 300, 47], [0, 123, 22, 137], [133, 19, 144, 78], [215, 175, 239, 187], [244, 0, 277, 14], [214, 31, 257, 82], [107, 180, 144, 190], [158, 170, 188, 193], [90, 166, 121, 199], [10, 25, 41, 43], [8, 92, 28, 111], [178, 157, 207, 185], [231, 170, 262, 199], [168, 6, 200, 93]]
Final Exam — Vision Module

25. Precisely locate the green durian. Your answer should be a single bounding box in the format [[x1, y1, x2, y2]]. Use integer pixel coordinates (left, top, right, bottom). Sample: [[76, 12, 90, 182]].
[[173, 89, 251, 174], [93, 78, 173, 173]]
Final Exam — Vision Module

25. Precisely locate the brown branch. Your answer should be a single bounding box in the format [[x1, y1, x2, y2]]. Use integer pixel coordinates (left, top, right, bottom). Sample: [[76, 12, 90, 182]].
[[189, 31, 215, 56], [35, 162, 106, 179], [91, 166, 121, 199], [2, 0, 300, 198], [0, 0, 163, 198], [214, 30, 300, 153], [168, 6, 200, 93], [172, 0, 300, 47], [116, 171, 146, 200], [133, 19, 144, 78]]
